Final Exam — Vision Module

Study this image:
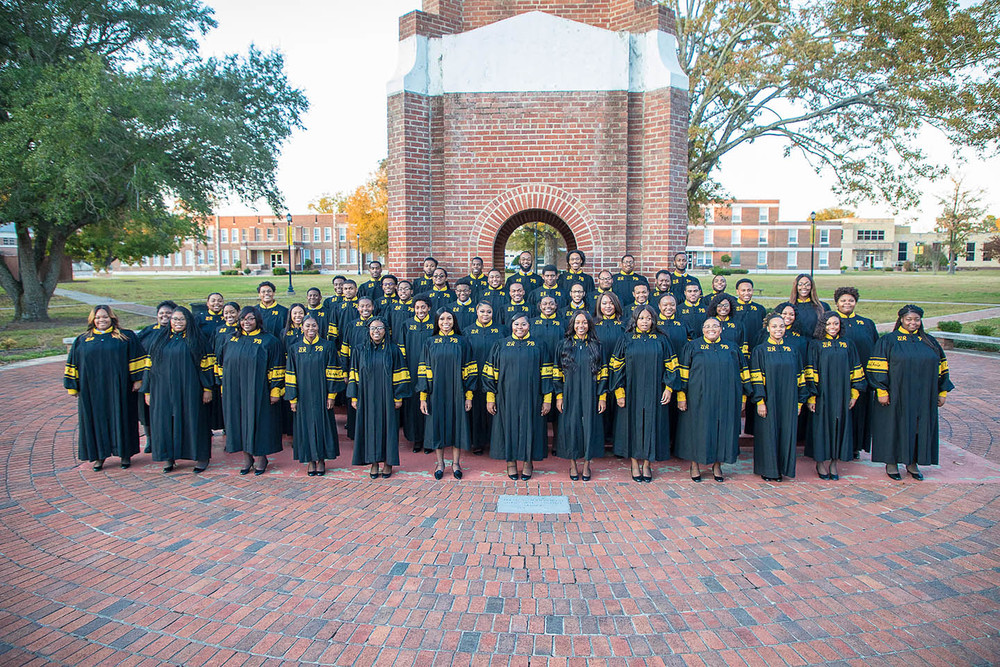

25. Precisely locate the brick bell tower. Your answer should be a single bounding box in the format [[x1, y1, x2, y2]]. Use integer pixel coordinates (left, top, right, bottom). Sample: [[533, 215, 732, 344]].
[[386, 0, 689, 277]]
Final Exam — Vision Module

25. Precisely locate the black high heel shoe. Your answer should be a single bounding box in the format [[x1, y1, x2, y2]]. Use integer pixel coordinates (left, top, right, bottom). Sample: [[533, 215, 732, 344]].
[[906, 465, 923, 481], [163, 461, 175, 473], [120, 457, 131, 469], [816, 463, 830, 481], [631, 461, 642, 483], [370, 463, 380, 479], [521, 464, 533, 481], [886, 465, 902, 481], [381, 465, 393, 479], [253, 457, 268, 476], [569, 463, 579, 481], [92, 459, 105, 472], [239, 457, 253, 475], [712, 464, 724, 483], [507, 462, 519, 480], [581, 462, 591, 481]]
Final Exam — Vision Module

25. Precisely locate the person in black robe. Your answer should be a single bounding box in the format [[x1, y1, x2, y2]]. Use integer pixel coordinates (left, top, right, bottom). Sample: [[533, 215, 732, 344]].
[[480, 269, 509, 318], [867, 305, 954, 481], [733, 278, 767, 349], [655, 293, 689, 448], [611, 254, 648, 310], [388, 280, 415, 339], [347, 317, 412, 478], [210, 301, 240, 432], [651, 270, 673, 304], [136, 300, 176, 452], [334, 280, 359, 335], [447, 279, 478, 331], [505, 251, 541, 293], [286, 316, 344, 476], [196, 292, 225, 339], [527, 265, 566, 315], [374, 274, 399, 316], [340, 298, 377, 440], [706, 293, 743, 346], [357, 260, 385, 301], [396, 297, 435, 452], [750, 312, 811, 481], [774, 301, 812, 449], [142, 307, 214, 473], [834, 286, 879, 456], [465, 302, 505, 455], [629, 283, 652, 312], [676, 317, 751, 482], [418, 309, 477, 479], [593, 292, 625, 446], [677, 283, 709, 340], [806, 312, 866, 480], [281, 303, 307, 349], [322, 275, 346, 310], [554, 312, 607, 480], [558, 250, 594, 295], [412, 256, 438, 295], [561, 283, 590, 321], [710, 274, 730, 299], [531, 296, 565, 355], [790, 273, 831, 344], [501, 282, 531, 329], [256, 281, 289, 337], [483, 313, 553, 479], [610, 305, 680, 483], [215, 306, 285, 475], [416, 267, 456, 311], [669, 252, 701, 305], [304, 287, 336, 342], [64, 305, 147, 470], [465, 256, 489, 297], [589, 270, 616, 313]]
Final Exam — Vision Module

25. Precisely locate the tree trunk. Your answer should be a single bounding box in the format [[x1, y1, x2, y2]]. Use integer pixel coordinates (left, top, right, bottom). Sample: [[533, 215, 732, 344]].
[[0, 224, 68, 322]]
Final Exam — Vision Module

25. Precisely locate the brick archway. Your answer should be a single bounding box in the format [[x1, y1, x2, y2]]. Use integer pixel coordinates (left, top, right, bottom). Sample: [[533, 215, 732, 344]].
[[475, 185, 599, 270]]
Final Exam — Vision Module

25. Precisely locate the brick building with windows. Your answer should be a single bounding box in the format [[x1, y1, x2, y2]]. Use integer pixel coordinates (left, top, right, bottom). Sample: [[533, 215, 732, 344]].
[[842, 217, 999, 270], [688, 200, 844, 274], [112, 214, 378, 275]]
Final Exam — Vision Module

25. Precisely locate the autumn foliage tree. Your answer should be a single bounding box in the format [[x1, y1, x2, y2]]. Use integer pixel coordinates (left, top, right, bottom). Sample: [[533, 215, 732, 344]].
[[814, 208, 857, 221]]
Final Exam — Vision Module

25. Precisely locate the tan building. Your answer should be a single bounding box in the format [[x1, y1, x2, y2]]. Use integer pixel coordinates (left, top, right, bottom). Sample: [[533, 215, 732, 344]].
[[689, 200, 844, 274], [841, 217, 998, 270], [114, 213, 379, 275]]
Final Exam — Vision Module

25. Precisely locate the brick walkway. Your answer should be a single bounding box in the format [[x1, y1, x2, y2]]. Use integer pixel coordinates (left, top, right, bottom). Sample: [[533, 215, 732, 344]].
[[0, 354, 998, 665]]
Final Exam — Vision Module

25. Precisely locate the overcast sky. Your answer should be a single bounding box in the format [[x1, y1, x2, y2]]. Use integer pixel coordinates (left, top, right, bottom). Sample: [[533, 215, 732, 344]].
[[199, 0, 998, 231]]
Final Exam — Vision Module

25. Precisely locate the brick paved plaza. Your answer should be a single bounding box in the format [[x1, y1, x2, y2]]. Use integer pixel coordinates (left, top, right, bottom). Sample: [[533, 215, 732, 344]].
[[0, 353, 998, 666]]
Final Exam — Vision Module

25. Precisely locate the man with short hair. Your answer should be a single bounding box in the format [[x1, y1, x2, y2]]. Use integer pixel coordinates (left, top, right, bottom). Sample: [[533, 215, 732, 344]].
[[335, 279, 360, 333], [480, 269, 508, 314], [669, 251, 701, 304], [323, 275, 346, 310], [374, 274, 399, 315], [505, 251, 541, 293], [527, 265, 566, 315], [652, 270, 672, 301], [562, 283, 590, 320], [467, 257, 489, 297], [256, 280, 288, 337], [502, 282, 531, 328], [612, 254, 648, 308], [358, 260, 384, 300], [305, 287, 336, 341], [413, 257, 438, 295], [589, 270, 616, 311], [677, 283, 708, 339], [388, 280, 415, 337], [448, 278, 477, 330]]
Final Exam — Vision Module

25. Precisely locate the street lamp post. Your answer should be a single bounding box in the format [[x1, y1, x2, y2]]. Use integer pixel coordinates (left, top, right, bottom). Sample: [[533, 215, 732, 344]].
[[809, 211, 817, 278], [285, 213, 295, 294], [357, 233, 362, 275]]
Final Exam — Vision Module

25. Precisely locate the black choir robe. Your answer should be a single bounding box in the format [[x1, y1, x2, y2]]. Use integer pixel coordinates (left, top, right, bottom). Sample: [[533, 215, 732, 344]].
[[388, 298, 414, 339], [675, 337, 750, 465], [501, 300, 532, 331], [346, 339, 411, 465], [505, 269, 542, 293], [656, 316, 689, 445], [466, 273, 489, 297], [561, 301, 590, 321], [416, 333, 477, 451], [611, 271, 648, 310], [553, 336, 608, 460], [305, 306, 337, 342], [357, 278, 384, 301], [142, 330, 214, 463], [483, 334, 553, 462], [594, 316, 625, 442], [792, 299, 831, 340], [285, 336, 343, 463], [416, 286, 456, 312], [396, 315, 435, 445], [609, 332, 680, 461], [64, 328, 147, 462], [374, 294, 398, 317], [196, 310, 224, 340], [669, 272, 701, 304], [136, 323, 165, 447], [559, 270, 595, 295], [677, 300, 709, 340], [340, 315, 376, 439], [838, 311, 878, 452], [215, 329, 285, 456], [750, 338, 811, 478], [258, 302, 289, 337], [479, 288, 508, 320], [867, 328, 954, 466], [465, 320, 505, 451], [807, 336, 866, 463], [734, 299, 767, 344], [527, 285, 567, 315], [446, 300, 478, 331]]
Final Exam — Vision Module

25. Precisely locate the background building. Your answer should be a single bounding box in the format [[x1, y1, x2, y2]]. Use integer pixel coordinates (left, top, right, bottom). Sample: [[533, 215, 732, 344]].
[[113, 214, 381, 275], [840, 217, 998, 270], [688, 200, 844, 273]]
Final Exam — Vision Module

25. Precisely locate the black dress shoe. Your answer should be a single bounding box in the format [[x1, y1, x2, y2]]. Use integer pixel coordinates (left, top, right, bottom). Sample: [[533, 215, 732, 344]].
[[907, 466, 924, 481], [453, 467, 463, 480], [434, 467, 444, 480], [253, 459, 268, 476], [370, 464, 379, 479], [829, 473, 839, 481], [690, 474, 702, 483], [412, 444, 422, 453], [761, 475, 781, 482], [163, 461, 174, 473], [120, 457, 131, 469], [642, 475, 652, 483], [569, 473, 580, 481], [239, 464, 252, 475], [307, 470, 317, 477], [381, 469, 393, 479], [92, 459, 105, 472], [193, 462, 208, 473], [886, 465, 902, 481], [507, 463, 518, 480]]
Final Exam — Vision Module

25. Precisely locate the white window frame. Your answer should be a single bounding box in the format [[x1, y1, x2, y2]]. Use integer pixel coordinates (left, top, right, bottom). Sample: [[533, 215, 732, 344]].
[[786, 251, 797, 269], [313, 227, 321, 242], [820, 229, 830, 246], [758, 229, 768, 246], [704, 229, 714, 246], [207, 249, 215, 265], [339, 248, 347, 264], [757, 251, 767, 267], [338, 227, 347, 242], [163, 254, 172, 267], [788, 229, 798, 246], [759, 207, 769, 223], [819, 251, 830, 268], [325, 249, 333, 265], [731, 229, 741, 245], [221, 249, 230, 266], [324, 227, 332, 242], [185, 250, 194, 266], [219, 228, 228, 243]]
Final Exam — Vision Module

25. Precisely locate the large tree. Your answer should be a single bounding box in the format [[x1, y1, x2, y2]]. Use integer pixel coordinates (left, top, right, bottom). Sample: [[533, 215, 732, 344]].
[[671, 0, 1000, 221], [934, 177, 992, 274], [0, 0, 308, 320]]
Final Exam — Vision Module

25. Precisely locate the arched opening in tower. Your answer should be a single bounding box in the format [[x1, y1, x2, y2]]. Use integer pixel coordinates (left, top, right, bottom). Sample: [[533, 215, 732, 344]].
[[492, 209, 577, 271]]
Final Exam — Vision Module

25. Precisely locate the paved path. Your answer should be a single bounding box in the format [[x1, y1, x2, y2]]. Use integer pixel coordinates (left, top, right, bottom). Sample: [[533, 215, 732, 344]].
[[0, 354, 998, 665], [876, 306, 1000, 333], [53, 287, 157, 317]]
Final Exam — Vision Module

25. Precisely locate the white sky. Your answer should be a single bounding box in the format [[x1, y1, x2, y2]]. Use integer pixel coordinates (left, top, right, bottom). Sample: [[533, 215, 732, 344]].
[[200, 0, 998, 231]]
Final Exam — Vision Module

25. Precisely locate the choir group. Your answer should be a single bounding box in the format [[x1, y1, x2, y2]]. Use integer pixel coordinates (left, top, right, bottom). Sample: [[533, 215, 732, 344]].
[[64, 249, 954, 483]]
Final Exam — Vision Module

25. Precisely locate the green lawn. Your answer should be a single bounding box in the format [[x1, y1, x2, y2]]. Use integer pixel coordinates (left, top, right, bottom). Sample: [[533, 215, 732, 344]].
[[3, 270, 998, 364]]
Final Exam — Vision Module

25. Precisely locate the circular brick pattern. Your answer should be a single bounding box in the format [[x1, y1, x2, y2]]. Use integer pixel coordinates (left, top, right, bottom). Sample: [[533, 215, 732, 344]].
[[0, 354, 998, 665]]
